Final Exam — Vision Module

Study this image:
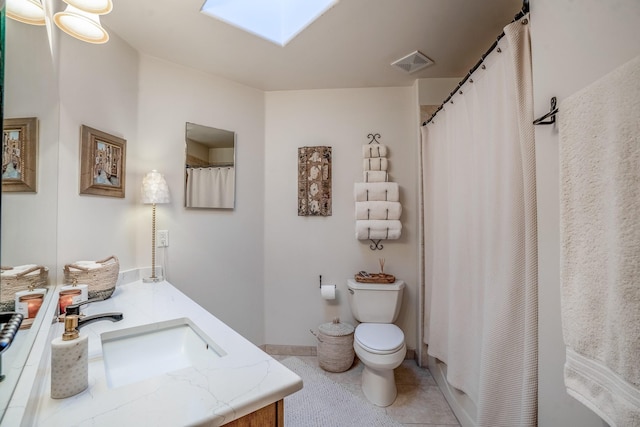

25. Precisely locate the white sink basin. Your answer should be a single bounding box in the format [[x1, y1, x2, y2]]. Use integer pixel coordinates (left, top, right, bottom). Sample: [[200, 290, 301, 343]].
[[101, 317, 226, 388]]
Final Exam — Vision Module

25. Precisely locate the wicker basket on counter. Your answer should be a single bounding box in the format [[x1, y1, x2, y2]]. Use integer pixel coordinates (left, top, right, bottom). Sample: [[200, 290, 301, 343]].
[[354, 272, 396, 284], [0, 265, 49, 311], [311, 318, 355, 373], [63, 255, 119, 300]]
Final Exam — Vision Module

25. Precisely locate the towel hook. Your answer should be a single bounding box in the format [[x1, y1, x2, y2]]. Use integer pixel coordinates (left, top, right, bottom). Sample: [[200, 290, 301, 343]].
[[533, 96, 559, 125]]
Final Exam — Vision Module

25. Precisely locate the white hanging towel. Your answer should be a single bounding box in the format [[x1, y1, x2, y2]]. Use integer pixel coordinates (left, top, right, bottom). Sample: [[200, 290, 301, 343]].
[[355, 220, 401, 240], [559, 54, 640, 427], [354, 182, 399, 202], [362, 144, 388, 158], [363, 171, 388, 183], [355, 201, 401, 220], [362, 157, 388, 171]]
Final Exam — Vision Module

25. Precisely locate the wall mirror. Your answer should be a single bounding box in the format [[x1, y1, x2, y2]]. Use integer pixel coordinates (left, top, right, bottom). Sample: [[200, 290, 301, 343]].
[[184, 122, 236, 209], [0, 15, 60, 421]]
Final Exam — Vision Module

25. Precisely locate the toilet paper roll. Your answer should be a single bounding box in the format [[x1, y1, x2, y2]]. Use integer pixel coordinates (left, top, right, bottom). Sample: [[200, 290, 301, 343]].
[[321, 284, 336, 300]]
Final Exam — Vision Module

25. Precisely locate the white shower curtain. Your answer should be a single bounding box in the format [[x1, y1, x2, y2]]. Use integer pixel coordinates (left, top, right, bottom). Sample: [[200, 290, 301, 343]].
[[186, 167, 235, 208], [422, 16, 537, 426]]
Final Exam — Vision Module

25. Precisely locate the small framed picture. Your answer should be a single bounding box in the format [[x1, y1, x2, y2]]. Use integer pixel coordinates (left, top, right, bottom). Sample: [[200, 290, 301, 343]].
[[79, 125, 126, 198], [2, 117, 38, 193]]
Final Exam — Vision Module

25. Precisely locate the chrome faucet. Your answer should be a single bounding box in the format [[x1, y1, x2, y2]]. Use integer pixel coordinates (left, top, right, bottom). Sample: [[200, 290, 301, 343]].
[[77, 312, 123, 329], [64, 298, 123, 328], [65, 297, 107, 316]]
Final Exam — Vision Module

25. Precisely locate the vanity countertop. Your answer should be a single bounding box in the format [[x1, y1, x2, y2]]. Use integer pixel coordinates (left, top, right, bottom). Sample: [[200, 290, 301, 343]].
[[17, 280, 302, 426]]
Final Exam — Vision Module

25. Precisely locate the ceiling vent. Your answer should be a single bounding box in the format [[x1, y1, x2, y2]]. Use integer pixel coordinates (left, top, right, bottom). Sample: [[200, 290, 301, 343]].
[[391, 50, 434, 73]]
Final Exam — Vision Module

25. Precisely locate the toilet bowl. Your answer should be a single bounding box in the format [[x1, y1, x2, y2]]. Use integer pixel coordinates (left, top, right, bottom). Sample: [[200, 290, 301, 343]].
[[353, 323, 406, 407], [347, 279, 406, 407]]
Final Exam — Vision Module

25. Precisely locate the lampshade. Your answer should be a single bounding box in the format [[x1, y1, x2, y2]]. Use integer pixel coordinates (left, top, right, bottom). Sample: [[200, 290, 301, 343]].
[[6, 0, 46, 26], [62, 0, 113, 15], [141, 170, 171, 204], [54, 5, 109, 44]]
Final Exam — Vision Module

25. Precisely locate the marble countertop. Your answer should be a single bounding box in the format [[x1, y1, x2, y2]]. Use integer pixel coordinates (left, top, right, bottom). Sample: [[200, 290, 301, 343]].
[[12, 278, 302, 426]]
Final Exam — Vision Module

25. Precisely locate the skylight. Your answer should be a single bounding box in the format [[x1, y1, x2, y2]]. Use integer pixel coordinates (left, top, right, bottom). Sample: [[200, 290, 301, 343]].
[[201, 0, 339, 46]]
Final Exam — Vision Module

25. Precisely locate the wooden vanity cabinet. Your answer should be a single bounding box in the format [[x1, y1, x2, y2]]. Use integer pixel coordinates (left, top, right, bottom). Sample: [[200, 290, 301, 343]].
[[223, 399, 284, 426]]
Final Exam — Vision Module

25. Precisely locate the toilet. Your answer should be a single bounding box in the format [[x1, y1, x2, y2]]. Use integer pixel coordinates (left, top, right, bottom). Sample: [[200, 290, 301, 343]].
[[347, 279, 406, 407]]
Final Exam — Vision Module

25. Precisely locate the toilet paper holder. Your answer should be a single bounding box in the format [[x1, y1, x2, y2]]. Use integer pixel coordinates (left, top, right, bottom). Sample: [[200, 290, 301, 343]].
[[319, 275, 337, 300]]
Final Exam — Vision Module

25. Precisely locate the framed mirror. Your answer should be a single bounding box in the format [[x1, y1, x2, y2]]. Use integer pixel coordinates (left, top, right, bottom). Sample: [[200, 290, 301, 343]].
[[184, 122, 236, 209], [0, 14, 59, 421]]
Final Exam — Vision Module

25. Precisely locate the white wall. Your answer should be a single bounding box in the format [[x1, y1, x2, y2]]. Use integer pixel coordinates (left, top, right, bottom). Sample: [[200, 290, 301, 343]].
[[530, 1, 640, 425], [10, 25, 264, 344], [56, 32, 139, 280], [135, 56, 266, 344], [264, 87, 419, 349], [417, 78, 460, 105]]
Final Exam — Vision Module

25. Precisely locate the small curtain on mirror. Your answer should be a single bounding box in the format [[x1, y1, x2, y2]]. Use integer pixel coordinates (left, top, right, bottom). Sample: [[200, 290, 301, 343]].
[[186, 167, 234, 208], [298, 146, 332, 216]]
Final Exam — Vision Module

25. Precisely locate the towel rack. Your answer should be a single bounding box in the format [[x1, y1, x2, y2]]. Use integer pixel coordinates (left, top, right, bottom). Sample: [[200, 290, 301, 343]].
[[370, 240, 384, 250], [367, 133, 381, 144], [533, 97, 559, 125]]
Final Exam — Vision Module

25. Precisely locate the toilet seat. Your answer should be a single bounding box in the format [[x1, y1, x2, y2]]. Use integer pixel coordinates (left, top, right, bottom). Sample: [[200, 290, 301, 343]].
[[355, 323, 405, 355]]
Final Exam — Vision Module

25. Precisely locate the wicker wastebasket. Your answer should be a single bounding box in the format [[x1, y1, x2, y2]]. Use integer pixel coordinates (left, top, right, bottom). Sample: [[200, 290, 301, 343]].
[[312, 318, 355, 373]]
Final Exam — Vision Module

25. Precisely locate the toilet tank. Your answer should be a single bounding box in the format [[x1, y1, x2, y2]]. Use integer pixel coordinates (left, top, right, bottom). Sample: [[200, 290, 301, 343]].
[[347, 279, 405, 323]]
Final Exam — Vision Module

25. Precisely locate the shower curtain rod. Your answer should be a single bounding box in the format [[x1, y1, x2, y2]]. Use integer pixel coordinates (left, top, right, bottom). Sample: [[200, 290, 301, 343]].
[[422, 0, 530, 126], [186, 163, 234, 168]]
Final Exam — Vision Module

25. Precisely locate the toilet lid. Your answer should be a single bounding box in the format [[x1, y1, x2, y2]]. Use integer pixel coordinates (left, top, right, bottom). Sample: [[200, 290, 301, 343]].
[[355, 323, 404, 354]]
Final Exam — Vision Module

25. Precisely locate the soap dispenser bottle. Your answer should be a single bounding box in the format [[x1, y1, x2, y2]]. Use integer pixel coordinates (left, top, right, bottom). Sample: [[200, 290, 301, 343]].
[[51, 315, 88, 399]]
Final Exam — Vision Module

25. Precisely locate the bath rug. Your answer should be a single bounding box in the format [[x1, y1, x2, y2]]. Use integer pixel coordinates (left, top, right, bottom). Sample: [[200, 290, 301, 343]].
[[281, 357, 403, 427]]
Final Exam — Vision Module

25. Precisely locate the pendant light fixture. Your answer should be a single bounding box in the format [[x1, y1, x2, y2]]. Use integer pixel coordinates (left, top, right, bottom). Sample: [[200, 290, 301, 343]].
[[53, 0, 112, 44], [6, 0, 46, 26], [60, 0, 113, 16]]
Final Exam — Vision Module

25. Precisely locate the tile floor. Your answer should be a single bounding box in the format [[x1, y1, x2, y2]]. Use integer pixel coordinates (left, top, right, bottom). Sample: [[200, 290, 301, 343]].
[[275, 355, 460, 427]]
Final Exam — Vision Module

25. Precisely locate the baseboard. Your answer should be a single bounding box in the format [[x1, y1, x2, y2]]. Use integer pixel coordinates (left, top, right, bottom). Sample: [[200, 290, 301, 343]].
[[264, 344, 416, 360], [428, 356, 477, 427], [415, 343, 429, 368], [264, 345, 317, 356], [405, 348, 416, 361]]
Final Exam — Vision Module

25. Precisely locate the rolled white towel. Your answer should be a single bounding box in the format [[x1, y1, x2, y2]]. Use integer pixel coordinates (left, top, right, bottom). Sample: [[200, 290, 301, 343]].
[[363, 171, 388, 183], [363, 144, 388, 158], [355, 220, 402, 240], [354, 182, 399, 202], [355, 201, 402, 220], [362, 157, 388, 171], [67, 261, 102, 271], [1, 264, 38, 276]]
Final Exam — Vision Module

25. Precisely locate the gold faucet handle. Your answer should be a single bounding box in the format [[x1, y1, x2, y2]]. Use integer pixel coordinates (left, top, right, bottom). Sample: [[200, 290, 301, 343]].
[[62, 315, 80, 341]]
